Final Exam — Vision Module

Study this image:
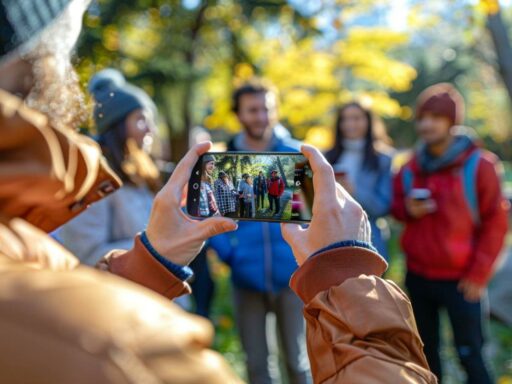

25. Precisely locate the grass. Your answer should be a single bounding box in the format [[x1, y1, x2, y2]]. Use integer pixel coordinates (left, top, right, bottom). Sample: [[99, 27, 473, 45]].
[[205, 222, 512, 383], [252, 191, 293, 221]]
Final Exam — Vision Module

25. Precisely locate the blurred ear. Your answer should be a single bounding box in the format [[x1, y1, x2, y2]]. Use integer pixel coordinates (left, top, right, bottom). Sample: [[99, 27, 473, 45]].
[[0, 56, 33, 96]]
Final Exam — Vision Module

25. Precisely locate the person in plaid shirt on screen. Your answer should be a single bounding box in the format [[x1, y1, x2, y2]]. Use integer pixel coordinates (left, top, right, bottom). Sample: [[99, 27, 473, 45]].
[[214, 171, 237, 217]]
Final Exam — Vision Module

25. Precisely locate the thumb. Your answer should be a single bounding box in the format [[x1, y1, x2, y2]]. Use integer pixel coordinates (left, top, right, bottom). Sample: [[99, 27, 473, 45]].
[[280, 223, 305, 246], [197, 217, 238, 239]]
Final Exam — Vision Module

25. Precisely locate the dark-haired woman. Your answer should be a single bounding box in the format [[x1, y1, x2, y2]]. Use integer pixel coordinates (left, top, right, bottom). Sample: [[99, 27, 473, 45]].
[[325, 102, 394, 259], [59, 69, 161, 266]]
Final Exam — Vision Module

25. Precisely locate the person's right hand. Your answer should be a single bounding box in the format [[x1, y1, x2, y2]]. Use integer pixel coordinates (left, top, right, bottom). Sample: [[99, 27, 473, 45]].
[[281, 145, 371, 266], [337, 175, 354, 195], [405, 197, 437, 219]]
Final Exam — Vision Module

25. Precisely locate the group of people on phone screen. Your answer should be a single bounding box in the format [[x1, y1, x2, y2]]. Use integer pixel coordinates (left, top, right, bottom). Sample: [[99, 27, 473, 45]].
[[199, 159, 286, 219]]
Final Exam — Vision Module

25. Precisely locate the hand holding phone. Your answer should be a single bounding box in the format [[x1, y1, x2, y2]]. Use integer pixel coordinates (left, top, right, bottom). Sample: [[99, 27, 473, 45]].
[[143, 142, 237, 266], [409, 188, 431, 201], [406, 188, 437, 219], [281, 145, 373, 266]]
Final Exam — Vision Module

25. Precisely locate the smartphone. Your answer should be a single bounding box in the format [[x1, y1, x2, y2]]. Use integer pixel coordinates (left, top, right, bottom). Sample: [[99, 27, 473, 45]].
[[187, 152, 314, 223], [409, 188, 432, 201]]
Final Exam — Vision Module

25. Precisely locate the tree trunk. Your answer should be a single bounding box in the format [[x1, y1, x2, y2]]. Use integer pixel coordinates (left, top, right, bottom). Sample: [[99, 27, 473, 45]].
[[487, 10, 512, 103], [172, 3, 209, 163], [276, 157, 289, 188]]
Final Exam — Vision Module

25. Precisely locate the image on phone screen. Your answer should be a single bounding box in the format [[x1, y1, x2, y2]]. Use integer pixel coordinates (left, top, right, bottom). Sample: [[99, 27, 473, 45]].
[[187, 152, 314, 223]]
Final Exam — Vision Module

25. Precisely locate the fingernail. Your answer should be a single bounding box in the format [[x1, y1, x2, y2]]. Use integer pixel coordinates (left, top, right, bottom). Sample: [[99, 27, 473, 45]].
[[223, 222, 237, 231]]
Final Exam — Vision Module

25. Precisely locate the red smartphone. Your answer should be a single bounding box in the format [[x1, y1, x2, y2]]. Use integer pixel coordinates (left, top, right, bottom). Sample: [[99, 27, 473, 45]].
[[186, 152, 314, 223]]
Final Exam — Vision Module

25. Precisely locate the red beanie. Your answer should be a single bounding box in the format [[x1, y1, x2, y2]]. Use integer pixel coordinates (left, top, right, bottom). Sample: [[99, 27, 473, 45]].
[[416, 83, 465, 125]]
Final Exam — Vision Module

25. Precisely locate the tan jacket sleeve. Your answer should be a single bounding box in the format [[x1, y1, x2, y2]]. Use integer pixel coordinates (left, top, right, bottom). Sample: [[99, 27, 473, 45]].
[[290, 247, 438, 384], [101, 234, 191, 300]]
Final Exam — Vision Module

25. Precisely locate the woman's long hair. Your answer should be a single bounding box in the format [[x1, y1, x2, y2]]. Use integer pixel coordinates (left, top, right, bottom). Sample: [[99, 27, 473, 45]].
[[201, 162, 214, 185], [97, 119, 161, 192], [325, 102, 391, 171], [98, 120, 129, 182]]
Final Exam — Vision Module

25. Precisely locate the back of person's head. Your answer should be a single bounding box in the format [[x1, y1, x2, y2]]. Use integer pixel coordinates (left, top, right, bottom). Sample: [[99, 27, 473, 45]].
[[0, 0, 90, 131], [326, 102, 391, 170], [416, 83, 465, 126]]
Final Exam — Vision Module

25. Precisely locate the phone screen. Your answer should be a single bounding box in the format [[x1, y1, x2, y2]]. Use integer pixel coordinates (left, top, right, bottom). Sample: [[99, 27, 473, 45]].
[[187, 152, 314, 223]]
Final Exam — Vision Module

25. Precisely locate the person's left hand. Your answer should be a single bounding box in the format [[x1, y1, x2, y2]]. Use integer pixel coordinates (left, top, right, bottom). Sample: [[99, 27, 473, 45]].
[[457, 279, 485, 302], [144, 142, 238, 266]]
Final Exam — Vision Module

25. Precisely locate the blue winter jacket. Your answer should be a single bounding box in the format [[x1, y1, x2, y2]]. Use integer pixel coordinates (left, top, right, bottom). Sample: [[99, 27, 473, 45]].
[[209, 132, 301, 292]]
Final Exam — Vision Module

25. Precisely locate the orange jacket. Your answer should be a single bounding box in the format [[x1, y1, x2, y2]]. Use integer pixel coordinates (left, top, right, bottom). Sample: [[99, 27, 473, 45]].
[[0, 89, 437, 383]]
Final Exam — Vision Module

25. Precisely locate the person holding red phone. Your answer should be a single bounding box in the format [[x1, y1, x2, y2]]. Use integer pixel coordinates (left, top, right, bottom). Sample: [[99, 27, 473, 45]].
[[392, 83, 509, 383]]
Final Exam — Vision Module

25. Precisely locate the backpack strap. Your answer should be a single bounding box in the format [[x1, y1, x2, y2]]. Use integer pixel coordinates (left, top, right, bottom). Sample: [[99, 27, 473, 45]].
[[402, 165, 414, 195], [461, 149, 481, 225]]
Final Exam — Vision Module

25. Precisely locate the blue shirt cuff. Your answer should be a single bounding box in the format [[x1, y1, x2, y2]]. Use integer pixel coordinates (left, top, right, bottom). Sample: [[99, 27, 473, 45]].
[[310, 240, 377, 258], [140, 231, 194, 281]]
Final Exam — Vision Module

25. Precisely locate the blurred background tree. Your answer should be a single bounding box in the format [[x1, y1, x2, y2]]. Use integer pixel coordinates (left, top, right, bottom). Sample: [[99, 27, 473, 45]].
[[75, 0, 512, 161], [76, 0, 418, 161]]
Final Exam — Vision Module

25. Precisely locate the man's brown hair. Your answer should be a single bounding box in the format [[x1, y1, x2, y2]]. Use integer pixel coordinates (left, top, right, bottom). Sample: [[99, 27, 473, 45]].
[[231, 83, 269, 113]]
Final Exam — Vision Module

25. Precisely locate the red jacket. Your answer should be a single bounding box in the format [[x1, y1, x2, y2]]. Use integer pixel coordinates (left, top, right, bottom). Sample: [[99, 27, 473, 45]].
[[392, 144, 509, 286], [267, 177, 285, 196]]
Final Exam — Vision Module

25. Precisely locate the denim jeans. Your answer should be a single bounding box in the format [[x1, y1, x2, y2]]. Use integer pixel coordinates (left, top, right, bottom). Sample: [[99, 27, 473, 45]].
[[256, 193, 265, 210], [189, 247, 215, 318], [405, 272, 492, 384], [268, 195, 280, 214], [239, 197, 245, 217]]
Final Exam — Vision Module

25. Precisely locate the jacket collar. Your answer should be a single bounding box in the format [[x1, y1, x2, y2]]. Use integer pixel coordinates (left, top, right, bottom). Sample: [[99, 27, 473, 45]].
[[228, 129, 284, 152], [0, 89, 122, 232]]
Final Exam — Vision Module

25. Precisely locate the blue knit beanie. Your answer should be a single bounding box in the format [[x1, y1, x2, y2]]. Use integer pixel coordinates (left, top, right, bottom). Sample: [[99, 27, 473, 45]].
[[88, 68, 148, 133], [0, 0, 72, 58]]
